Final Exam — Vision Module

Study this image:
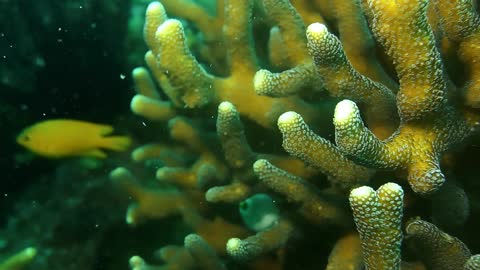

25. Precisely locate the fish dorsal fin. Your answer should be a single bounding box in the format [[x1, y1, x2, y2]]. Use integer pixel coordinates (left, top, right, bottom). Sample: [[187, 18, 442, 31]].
[[81, 149, 107, 159]]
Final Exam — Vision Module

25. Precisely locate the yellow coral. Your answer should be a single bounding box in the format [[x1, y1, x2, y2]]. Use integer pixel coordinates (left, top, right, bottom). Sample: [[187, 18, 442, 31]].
[[116, 0, 480, 268]]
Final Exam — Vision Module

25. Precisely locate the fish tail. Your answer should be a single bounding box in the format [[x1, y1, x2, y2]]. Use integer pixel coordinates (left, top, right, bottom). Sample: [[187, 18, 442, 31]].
[[102, 136, 132, 151]]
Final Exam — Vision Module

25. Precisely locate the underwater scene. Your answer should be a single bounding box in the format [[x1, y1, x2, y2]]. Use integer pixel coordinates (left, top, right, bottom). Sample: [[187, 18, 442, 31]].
[[1, 0, 480, 269]]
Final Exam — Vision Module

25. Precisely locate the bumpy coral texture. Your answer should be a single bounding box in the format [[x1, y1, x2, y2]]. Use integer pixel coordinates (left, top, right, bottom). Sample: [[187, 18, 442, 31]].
[[114, 0, 480, 269]]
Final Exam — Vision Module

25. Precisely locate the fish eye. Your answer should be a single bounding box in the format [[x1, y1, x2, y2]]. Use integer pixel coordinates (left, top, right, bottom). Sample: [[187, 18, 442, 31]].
[[23, 135, 30, 142]]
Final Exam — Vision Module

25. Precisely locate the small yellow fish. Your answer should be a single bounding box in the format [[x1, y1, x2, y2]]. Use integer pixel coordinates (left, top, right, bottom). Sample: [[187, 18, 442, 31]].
[[16, 119, 131, 159]]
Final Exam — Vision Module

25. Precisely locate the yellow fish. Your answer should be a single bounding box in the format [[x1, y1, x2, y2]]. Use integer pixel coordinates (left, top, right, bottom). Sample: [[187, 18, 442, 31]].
[[16, 119, 132, 159]]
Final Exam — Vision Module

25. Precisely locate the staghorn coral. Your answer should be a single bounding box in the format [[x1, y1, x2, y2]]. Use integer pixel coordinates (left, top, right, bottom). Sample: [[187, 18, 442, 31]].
[[465, 255, 480, 270], [349, 182, 404, 270], [308, 0, 480, 195], [324, 233, 363, 270], [113, 0, 480, 269], [0, 247, 36, 270], [226, 218, 293, 261], [405, 219, 472, 270]]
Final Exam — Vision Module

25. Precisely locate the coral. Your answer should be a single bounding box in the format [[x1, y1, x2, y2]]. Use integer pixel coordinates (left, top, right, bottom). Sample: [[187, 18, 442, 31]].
[[405, 219, 476, 270], [349, 183, 404, 270], [276, 111, 373, 191], [131, 0, 321, 128], [465, 255, 480, 270], [115, 0, 480, 269], [226, 218, 293, 261], [324, 233, 363, 270], [327, 0, 480, 195], [253, 159, 351, 227], [0, 247, 36, 270], [432, 0, 480, 109]]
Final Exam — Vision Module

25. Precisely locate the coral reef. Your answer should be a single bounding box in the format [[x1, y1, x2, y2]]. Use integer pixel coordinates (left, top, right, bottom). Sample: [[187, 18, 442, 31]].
[[0, 160, 129, 270], [114, 0, 480, 269]]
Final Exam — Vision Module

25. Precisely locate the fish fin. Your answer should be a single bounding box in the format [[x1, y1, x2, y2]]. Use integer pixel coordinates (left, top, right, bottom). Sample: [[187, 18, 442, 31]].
[[82, 149, 107, 159], [98, 125, 114, 136], [101, 136, 132, 151]]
